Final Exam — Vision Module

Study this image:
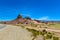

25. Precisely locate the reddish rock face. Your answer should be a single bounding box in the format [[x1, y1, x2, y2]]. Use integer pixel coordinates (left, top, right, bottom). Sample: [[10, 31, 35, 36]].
[[6, 14, 32, 24], [6, 14, 25, 24]]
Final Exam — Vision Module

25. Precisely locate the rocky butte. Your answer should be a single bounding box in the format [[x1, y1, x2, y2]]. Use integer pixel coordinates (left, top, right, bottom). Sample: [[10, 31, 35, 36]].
[[6, 14, 34, 24]]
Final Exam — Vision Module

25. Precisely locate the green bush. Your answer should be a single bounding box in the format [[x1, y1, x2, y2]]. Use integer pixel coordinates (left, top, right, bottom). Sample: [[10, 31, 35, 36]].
[[26, 28, 40, 40], [26, 28, 59, 40], [46, 33, 52, 39], [53, 36, 59, 40], [42, 29, 47, 34], [26, 28, 40, 37], [39, 30, 47, 37]]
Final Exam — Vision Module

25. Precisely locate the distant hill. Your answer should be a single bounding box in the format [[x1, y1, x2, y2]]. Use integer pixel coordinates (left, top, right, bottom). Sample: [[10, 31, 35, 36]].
[[0, 14, 60, 24]]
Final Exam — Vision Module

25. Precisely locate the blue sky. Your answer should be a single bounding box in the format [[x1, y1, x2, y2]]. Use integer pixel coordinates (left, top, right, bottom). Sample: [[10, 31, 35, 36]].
[[0, 0, 60, 21]]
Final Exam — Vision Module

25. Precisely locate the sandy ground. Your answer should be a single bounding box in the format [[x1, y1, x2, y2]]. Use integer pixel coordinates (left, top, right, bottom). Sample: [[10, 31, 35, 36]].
[[0, 24, 33, 40]]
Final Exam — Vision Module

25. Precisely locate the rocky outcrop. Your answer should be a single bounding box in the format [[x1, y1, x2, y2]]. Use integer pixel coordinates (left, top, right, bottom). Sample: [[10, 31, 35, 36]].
[[6, 14, 33, 24]]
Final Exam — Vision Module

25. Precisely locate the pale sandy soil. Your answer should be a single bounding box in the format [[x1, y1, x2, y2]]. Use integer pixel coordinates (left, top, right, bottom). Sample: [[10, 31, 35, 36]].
[[34, 35, 43, 40], [0, 24, 33, 40], [1, 24, 60, 40]]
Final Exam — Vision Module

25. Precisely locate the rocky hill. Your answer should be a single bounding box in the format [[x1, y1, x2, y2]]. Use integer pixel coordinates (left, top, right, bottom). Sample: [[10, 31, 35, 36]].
[[5, 14, 34, 24], [0, 14, 60, 25]]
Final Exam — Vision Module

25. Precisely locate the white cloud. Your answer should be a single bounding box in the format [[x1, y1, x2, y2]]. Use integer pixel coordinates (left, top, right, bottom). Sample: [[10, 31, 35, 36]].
[[35, 16, 60, 21], [36, 16, 49, 20]]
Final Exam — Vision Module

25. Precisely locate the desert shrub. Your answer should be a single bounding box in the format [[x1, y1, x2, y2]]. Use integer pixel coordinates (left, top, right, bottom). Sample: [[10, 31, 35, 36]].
[[26, 28, 40, 37], [40, 29, 47, 36], [53, 36, 59, 40], [46, 32, 52, 39], [26, 28, 59, 40], [42, 29, 47, 33], [42, 29, 47, 34], [26, 28, 40, 40]]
